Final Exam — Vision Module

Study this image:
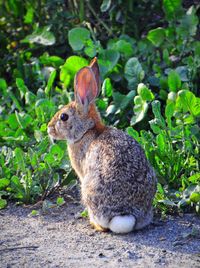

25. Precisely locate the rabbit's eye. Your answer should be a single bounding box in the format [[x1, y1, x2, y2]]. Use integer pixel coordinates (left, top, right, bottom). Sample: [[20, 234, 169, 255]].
[[60, 113, 69, 121]]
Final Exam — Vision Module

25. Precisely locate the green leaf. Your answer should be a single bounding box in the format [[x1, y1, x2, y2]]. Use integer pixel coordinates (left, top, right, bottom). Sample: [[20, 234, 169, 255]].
[[163, 0, 182, 19], [23, 26, 55, 46], [126, 127, 140, 142], [0, 199, 7, 209], [16, 78, 28, 99], [99, 49, 120, 77], [68, 27, 90, 51], [14, 148, 26, 173], [40, 54, 64, 68], [24, 6, 34, 24], [45, 70, 56, 96], [177, 90, 200, 117], [168, 70, 181, 92], [115, 40, 133, 57], [124, 57, 145, 90], [84, 39, 96, 57], [100, 0, 111, 12], [156, 132, 166, 153], [80, 209, 88, 218], [60, 56, 88, 87], [30, 210, 39, 216], [56, 197, 65, 206], [0, 178, 10, 190], [137, 83, 154, 101], [15, 112, 32, 129], [190, 192, 200, 203], [165, 102, 175, 127], [177, 6, 199, 38], [131, 96, 148, 125], [0, 78, 7, 96], [152, 101, 165, 122], [175, 66, 188, 82], [188, 173, 200, 183], [102, 78, 113, 97], [147, 27, 166, 47], [7, 114, 19, 130]]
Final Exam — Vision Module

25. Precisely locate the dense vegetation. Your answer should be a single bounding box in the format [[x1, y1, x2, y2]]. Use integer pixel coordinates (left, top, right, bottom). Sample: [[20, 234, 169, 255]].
[[0, 0, 199, 214]]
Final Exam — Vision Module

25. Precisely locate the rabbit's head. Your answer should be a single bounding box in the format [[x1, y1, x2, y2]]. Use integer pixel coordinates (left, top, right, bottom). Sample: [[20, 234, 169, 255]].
[[48, 58, 104, 144]]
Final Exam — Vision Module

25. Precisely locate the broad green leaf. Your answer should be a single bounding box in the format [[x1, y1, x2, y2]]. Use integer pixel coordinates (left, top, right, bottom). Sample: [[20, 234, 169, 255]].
[[0, 178, 10, 190], [113, 90, 135, 112], [124, 57, 145, 90], [60, 56, 88, 87], [23, 26, 55, 46], [100, 0, 111, 12], [115, 40, 133, 57], [177, 90, 200, 117], [177, 6, 199, 38], [7, 114, 19, 130], [188, 173, 200, 183], [120, 90, 135, 110], [99, 49, 120, 77], [45, 70, 56, 95], [44, 144, 64, 165], [15, 112, 32, 129], [163, 0, 182, 19], [84, 39, 96, 57], [190, 192, 200, 203], [175, 66, 188, 82], [0, 199, 7, 209], [102, 78, 113, 97], [68, 27, 90, 51], [40, 54, 64, 68], [131, 101, 148, 125], [126, 127, 140, 142], [147, 27, 165, 47], [168, 70, 181, 92], [137, 83, 154, 101]]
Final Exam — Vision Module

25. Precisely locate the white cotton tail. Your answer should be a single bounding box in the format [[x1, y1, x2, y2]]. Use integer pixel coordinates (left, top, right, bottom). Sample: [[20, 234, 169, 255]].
[[109, 215, 136, 234]]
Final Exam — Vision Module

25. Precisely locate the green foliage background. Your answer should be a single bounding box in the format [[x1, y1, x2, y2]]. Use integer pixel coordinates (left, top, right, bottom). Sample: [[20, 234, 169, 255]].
[[0, 0, 200, 213]]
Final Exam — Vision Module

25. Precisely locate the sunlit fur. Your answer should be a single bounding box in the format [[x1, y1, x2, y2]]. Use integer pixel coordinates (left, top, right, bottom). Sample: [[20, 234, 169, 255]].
[[48, 59, 157, 234]]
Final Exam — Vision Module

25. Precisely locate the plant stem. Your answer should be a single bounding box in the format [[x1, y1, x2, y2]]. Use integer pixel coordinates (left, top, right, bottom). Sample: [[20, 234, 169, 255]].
[[86, 1, 113, 36]]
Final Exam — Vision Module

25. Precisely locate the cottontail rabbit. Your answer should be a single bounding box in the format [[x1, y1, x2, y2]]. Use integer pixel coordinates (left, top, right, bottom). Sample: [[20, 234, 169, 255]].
[[48, 58, 157, 233]]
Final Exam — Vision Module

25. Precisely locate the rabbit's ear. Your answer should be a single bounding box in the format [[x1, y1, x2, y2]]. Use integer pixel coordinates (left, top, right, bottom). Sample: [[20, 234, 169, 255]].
[[74, 66, 98, 112], [89, 57, 101, 95]]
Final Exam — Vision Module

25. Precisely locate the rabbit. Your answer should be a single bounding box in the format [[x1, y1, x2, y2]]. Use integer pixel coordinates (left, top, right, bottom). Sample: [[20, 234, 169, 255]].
[[48, 57, 157, 234]]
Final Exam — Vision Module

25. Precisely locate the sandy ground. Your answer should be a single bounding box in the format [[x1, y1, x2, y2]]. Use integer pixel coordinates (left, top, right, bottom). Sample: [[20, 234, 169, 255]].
[[0, 198, 200, 268]]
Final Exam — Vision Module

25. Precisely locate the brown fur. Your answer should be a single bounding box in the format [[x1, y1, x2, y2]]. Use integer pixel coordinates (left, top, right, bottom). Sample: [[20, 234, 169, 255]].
[[48, 59, 157, 233]]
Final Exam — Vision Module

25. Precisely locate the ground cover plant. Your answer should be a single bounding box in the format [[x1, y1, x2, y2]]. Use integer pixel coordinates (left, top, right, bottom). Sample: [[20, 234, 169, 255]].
[[0, 0, 199, 214]]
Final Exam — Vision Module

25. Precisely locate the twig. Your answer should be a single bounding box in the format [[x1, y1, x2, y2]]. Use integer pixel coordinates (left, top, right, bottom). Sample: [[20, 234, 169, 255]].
[[86, 1, 113, 36], [0, 246, 39, 252]]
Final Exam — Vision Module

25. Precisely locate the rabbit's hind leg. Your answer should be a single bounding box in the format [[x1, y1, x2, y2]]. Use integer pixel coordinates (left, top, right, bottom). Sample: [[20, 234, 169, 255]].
[[88, 208, 109, 232], [90, 220, 108, 232]]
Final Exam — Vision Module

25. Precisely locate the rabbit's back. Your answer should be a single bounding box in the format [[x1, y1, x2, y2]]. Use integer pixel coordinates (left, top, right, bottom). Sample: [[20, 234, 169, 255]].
[[82, 127, 157, 222]]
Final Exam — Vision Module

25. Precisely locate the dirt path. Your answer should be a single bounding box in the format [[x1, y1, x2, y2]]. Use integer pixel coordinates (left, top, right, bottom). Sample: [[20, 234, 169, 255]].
[[0, 200, 200, 268]]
